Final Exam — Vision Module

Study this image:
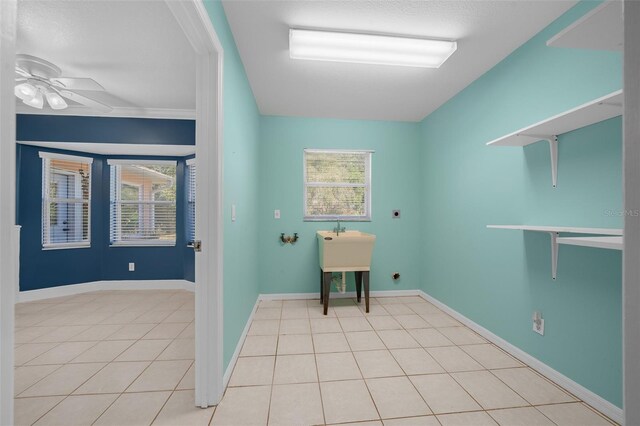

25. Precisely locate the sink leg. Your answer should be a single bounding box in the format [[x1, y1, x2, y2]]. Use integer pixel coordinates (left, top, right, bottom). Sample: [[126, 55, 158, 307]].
[[363, 271, 370, 313], [355, 271, 362, 303], [320, 268, 324, 304], [323, 272, 332, 315]]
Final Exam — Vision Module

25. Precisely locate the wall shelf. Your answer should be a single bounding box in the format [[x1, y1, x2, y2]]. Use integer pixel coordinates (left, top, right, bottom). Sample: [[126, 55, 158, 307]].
[[546, 1, 622, 51], [486, 90, 622, 187], [487, 225, 623, 279], [557, 236, 623, 251]]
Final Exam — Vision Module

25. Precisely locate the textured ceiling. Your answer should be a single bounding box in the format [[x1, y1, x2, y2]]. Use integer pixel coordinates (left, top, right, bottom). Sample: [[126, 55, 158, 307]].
[[17, 0, 196, 115], [222, 0, 577, 122]]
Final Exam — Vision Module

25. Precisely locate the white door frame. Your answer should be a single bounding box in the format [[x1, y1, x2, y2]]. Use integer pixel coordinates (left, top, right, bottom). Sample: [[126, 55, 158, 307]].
[[624, 1, 640, 424], [0, 0, 18, 424], [165, 0, 225, 407], [0, 1, 224, 420]]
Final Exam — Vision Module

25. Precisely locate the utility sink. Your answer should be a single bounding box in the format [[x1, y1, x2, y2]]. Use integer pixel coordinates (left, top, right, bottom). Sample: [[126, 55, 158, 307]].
[[317, 230, 376, 272]]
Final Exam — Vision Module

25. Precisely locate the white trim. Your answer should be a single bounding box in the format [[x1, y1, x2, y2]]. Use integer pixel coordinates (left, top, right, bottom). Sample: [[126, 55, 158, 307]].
[[38, 151, 94, 164], [107, 159, 177, 166], [17, 279, 194, 303], [166, 0, 224, 408], [258, 289, 422, 301], [416, 290, 623, 424], [223, 297, 260, 388], [303, 149, 376, 154], [624, 3, 640, 424], [0, 0, 18, 422], [186, 158, 196, 166], [16, 104, 196, 120], [43, 243, 91, 250], [110, 242, 176, 248]]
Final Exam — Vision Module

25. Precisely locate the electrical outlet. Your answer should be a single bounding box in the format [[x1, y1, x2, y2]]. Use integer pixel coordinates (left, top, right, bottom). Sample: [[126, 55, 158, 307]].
[[274, 209, 281, 219], [128, 262, 135, 272], [532, 311, 544, 335]]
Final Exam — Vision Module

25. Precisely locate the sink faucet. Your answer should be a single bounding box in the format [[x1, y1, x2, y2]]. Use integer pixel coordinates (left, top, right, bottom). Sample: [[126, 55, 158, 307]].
[[333, 219, 346, 236]]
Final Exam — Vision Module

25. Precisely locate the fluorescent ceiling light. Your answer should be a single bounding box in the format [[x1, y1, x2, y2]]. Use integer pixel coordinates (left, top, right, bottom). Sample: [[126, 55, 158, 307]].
[[289, 29, 457, 68]]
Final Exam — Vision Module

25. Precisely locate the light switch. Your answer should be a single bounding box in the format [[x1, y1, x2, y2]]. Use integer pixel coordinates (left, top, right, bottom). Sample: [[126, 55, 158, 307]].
[[274, 209, 281, 219]]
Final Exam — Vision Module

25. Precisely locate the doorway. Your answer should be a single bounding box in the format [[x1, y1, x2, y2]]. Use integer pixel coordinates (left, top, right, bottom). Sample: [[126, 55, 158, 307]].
[[0, 1, 224, 423]]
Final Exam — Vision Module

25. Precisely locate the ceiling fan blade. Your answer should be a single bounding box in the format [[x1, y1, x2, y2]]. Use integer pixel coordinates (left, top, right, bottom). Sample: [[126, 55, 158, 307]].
[[15, 77, 27, 82], [15, 66, 31, 78], [51, 77, 105, 91], [59, 90, 113, 112]]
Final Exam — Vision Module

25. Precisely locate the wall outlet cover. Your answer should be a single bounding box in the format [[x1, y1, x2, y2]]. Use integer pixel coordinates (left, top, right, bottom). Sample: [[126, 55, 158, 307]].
[[533, 318, 545, 335], [128, 262, 135, 272], [274, 209, 281, 219]]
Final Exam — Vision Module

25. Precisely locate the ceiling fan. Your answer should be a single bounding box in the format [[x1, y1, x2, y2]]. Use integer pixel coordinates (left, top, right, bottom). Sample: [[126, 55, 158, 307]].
[[14, 54, 113, 112]]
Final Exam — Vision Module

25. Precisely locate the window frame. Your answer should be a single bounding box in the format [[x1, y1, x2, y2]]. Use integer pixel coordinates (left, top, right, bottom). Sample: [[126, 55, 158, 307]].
[[186, 158, 196, 246], [40, 151, 93, 250], [108, 159, 178, 247], [303, 149, 373, 222]]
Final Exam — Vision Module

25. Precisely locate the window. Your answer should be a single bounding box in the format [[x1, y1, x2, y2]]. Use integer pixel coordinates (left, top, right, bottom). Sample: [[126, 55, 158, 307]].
[[186, 158, 196, 244], [40, 152, 93, 249], [304, 149, 372, 221], [109, 160, 177, 246]]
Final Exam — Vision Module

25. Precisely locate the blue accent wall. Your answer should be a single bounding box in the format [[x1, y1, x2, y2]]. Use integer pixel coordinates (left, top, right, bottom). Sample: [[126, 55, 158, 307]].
[[16, 114, 196, 291], [17, 144, 193, 291], [17, 115, 195, 145], [418, 1, 623, 407]]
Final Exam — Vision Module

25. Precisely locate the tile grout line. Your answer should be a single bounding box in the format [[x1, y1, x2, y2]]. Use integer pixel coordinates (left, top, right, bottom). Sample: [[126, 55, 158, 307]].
[[15, 292, 192, 426], [306, 300, 328, 426]]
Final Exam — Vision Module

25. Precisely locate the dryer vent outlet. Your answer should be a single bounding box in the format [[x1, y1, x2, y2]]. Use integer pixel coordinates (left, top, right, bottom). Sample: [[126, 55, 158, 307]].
[[392, 272, 400, 281]]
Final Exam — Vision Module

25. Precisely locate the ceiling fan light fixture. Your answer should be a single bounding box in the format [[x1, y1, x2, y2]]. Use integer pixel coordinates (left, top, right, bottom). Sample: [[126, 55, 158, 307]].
[[45, 91, 68, 110], [289, 29, 457, 68], [23, 90, 44, 109], [14, 82, 37, 101]]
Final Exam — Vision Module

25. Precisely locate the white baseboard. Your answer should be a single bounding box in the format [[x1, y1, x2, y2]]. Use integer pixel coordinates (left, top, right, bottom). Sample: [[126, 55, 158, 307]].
[[223, 297, 260, 388], [17, 279, 195, 303], [258, 289, 421, 301], [417, 290, 623, 424]]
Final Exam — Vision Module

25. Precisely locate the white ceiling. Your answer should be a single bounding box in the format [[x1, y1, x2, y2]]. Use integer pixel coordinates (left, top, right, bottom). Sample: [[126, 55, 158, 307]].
[[17, 0, 196, 118], [222, 0, 577, 122]]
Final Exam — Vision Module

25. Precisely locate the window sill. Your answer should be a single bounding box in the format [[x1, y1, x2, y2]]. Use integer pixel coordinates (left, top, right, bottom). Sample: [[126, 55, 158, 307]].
[[43, 244, 91, 251], [110, 242, 176, 248], [304, 217, 371, 222]]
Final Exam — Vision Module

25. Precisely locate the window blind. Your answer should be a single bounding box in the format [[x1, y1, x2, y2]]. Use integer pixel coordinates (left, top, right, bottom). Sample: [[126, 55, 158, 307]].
[[304, 150, 372, 220], [40, 152, 93, 248], [109, 160, 177, 245], [187, 159, 196, 243]]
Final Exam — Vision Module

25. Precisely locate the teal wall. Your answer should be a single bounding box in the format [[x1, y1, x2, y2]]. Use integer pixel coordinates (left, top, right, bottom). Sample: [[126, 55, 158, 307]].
[[419, 1, 623, 407], [205, 0, 624, 407], [203, 1, 261, 370], [258, 116, 422, 295]]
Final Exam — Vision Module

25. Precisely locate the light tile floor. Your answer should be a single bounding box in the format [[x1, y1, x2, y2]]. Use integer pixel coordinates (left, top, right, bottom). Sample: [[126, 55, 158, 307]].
[[15, 292, 617, 426], [216, 296, 617, 426], [14, 290, 202, 426]]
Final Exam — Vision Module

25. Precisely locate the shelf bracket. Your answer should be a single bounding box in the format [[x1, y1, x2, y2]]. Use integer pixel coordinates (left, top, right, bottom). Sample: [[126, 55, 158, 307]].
[[547, 136, 558, 188], [548, 232, 559, 280], [523, 134, 558, 187]]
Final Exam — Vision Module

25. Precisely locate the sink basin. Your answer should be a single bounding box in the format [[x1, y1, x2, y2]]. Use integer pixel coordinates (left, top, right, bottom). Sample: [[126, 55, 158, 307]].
[[317, 230, 376, 272]]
